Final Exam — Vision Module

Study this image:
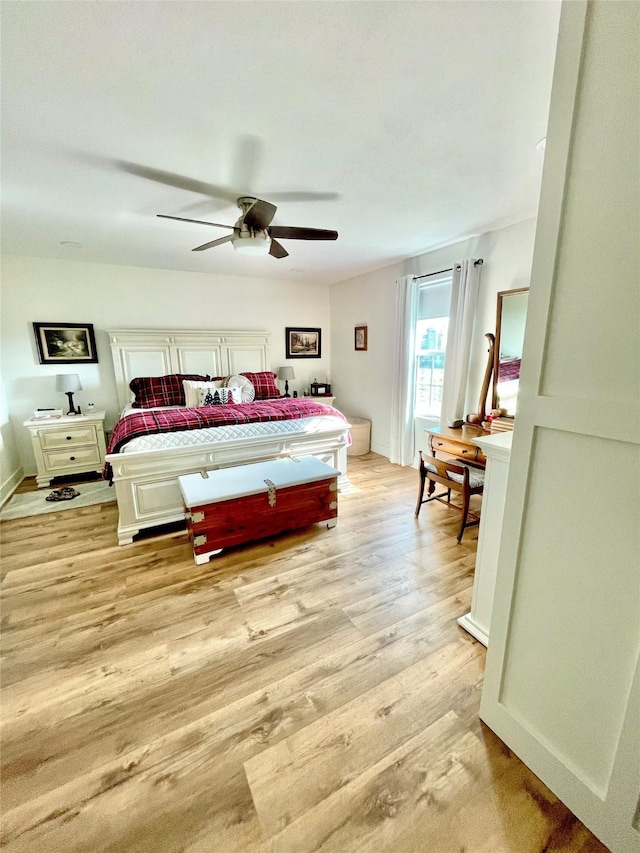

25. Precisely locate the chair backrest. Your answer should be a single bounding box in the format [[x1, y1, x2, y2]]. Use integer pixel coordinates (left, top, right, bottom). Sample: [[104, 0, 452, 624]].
[[421, 453, 484, 493]]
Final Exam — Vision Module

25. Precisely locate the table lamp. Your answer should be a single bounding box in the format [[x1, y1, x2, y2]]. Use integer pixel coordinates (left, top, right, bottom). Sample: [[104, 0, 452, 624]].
[[277, 366, 295, 397], [56, 373, 82, 414]]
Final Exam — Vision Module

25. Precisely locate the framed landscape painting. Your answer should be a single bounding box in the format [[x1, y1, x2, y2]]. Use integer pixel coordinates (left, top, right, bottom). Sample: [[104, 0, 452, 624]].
[[285, 327, 322, 358], [33, 322, 99, 364]]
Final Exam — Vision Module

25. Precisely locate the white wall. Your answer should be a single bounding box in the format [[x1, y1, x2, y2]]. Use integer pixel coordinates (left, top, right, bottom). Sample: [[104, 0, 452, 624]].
[[0, 376, 24, 504], [0, 255, 331, 476], [330, 217, 537, 459]]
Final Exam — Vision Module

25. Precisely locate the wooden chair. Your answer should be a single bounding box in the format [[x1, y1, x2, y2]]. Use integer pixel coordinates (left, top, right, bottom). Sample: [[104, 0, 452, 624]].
[[414, 451, 485, 543]]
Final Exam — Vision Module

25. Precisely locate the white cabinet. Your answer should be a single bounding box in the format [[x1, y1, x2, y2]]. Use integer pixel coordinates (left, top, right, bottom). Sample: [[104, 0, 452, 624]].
[[480, 6, 639, 849], [24, 411, 107, 487], [457, 430, 512, 646]]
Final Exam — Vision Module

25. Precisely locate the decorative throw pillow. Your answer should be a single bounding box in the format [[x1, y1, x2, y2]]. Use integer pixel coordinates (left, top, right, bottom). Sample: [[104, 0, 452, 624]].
[[225, 387, 242, 404], [199, 386, 242, 406], [225, 374, 255, 403], [240, 371, 280, 400], [183, 378, 226, 407], [130, 374, 208, 408]]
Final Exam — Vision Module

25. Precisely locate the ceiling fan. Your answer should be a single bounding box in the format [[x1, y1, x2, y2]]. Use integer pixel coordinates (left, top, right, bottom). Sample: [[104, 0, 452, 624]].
[[158, 197, 338, 259]]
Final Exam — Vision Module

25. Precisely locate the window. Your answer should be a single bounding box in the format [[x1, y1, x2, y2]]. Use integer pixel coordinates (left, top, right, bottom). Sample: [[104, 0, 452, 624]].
[[415, 317, 448, 416], [414, 278, 452, 418]]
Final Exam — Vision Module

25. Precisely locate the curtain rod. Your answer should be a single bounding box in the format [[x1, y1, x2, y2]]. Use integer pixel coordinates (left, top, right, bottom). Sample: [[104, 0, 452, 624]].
[[413, 258, 483, 281]]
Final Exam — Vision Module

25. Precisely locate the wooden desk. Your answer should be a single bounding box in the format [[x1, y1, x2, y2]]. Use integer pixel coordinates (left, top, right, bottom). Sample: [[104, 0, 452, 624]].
[[425, 424, 489, 467]]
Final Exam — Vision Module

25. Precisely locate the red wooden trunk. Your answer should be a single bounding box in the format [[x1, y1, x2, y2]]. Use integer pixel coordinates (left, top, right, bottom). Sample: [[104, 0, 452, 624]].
[[179, 456, 339, 564]]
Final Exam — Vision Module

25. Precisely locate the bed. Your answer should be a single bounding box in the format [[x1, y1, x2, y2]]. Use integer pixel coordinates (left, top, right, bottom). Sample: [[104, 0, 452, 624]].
[[104, 329, 350, 544], [496, 356, 522, 414]]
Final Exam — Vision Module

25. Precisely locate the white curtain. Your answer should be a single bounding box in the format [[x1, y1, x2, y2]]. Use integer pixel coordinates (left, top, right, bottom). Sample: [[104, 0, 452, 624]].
[[389, 275, 419, 465], [440, 259, 481, 425]]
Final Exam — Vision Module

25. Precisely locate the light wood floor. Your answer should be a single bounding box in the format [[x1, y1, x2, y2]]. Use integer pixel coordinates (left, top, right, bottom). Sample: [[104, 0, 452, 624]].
[[1, 454, 608, 852]]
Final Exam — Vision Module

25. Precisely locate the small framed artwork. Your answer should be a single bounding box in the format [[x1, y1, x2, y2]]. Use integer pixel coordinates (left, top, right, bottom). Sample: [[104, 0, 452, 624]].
[[355, 325, 368, 351], [285, 327, 322, 359], [33, 322, 99, 364]]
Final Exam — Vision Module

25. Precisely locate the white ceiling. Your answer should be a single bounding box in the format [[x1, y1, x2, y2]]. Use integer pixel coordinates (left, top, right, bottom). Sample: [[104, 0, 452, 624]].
[[1, 1, 560, 285]]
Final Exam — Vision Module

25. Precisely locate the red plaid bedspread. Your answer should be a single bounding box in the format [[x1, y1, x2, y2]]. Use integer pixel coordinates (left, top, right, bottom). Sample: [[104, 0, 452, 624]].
[[104, 398, 347, 479], [498, 357, 521, 382]]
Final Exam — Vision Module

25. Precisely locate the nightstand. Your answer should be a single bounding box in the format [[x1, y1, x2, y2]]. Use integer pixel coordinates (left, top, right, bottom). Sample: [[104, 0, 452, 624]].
[[303, 395, 335, 406], [24, 411, 107, 488]]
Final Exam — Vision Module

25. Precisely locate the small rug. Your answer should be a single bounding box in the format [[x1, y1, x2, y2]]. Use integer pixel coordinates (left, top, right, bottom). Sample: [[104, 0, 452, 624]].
[[1, 481, 116, 520]]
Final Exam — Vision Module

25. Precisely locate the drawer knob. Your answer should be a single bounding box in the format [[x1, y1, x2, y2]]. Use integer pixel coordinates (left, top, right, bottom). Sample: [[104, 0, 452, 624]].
[[66, 436, 72, 441], [461, 449, 468, 454], [69, 456, 76, 461]]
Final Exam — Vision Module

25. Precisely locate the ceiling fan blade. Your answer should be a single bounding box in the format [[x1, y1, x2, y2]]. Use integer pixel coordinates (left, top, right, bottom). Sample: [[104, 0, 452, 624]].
[[192, 235, 234, 252], [269, 226, 338, 241], [231, 135, 262, 195], [172, 198, 234, 218], [262, 191, 340, 203], [115, 160, 239, 202], [158, 214, 235, 229], [244, 199, 277, 230], [269, 239, 289, 259]]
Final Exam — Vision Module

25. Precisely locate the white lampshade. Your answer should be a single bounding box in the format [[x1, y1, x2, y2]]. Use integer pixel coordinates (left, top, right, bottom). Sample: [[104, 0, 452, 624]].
[[233, 234, 270, 256], [277, 366, 295, 380], [55, 373, 82, 393]]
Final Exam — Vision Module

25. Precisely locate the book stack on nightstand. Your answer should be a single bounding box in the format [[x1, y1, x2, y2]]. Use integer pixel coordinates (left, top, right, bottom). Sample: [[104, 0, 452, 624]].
[[489, 417, 515, 433]]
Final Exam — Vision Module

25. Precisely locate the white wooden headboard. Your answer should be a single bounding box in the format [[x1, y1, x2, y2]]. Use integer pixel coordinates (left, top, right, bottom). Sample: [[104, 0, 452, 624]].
[[108, 329, 271, 410]]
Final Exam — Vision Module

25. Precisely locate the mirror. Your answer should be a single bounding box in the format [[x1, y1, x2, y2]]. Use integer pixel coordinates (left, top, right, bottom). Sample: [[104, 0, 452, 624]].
[[492, 288, 529, 417], [466, 333, 495, 425]]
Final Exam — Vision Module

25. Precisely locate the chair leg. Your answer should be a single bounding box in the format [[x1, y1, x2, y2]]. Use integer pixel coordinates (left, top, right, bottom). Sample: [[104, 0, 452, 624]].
[[415, 460, 427, 517], [457, 490, 471, 543]]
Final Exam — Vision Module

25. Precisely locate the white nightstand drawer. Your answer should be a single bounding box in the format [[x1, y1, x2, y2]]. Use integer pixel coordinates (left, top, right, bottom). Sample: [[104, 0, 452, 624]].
[[43, 445, 102, 472], [40, 424, 99, 450]]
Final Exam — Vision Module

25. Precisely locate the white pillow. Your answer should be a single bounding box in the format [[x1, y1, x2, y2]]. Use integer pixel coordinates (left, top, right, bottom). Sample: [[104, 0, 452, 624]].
[[183, 379, 223, 407], [199, 386, 242, 406], [225, 387, 242, 404], [225, 374, 255, 403]]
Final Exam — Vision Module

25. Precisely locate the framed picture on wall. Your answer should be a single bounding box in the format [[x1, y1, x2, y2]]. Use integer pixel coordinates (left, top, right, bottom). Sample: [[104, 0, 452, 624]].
[[33, 322, 99, 364], [285, 327, 322, 358], [355, 325, 368, 351]]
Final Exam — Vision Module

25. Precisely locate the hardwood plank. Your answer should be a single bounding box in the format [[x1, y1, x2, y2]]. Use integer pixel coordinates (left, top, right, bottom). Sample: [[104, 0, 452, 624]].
[[343, 552, 476, 636], [244, 641, 485, 835], [0, 454, 607, 852], [386, 748, 607, 853], [1, 597, 469, 811], [257, 710, 497, 853]]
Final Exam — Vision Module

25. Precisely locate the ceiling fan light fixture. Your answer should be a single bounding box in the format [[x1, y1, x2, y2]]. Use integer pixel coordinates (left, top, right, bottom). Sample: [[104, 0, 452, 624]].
[[232, 232, 271, 256], [160, 196, 337, 259]]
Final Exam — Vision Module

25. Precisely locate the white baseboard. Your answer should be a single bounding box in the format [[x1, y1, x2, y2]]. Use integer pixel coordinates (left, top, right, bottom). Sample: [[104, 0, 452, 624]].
[[1, 466, 24, 508], [370, 441, 389, 458], [457, 613, 489, 647]]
